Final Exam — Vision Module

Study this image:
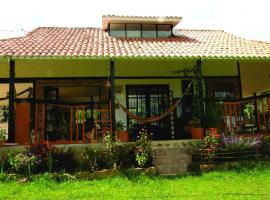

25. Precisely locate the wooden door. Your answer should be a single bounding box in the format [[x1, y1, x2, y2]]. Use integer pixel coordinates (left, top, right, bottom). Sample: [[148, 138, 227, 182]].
[[15, 102, 31, 144]]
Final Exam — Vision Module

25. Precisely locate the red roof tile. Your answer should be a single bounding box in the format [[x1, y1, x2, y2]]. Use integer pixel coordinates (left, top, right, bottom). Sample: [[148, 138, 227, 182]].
[[0, 27, 270, 59]]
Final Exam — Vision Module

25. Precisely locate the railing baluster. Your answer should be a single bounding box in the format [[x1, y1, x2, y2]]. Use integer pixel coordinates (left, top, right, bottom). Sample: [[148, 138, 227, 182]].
[[35, 103, 38, 144], [261, 97, 267, 132], [255, 99, 261, 133], [42, 104, 45, 140], [76, 107, 79, 144], [70, 107, 73, 143], [82, 107, 85, 144]]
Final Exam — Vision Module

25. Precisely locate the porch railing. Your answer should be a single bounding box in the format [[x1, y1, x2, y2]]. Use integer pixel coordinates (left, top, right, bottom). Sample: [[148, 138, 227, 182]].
[[222, 94, 270, 134], [34, 101, 112, 144]]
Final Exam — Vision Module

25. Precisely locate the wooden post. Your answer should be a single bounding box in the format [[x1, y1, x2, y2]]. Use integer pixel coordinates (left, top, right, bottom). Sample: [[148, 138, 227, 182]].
[[195, 59, 205, 129], [254, 93, 260, 133], [110, 59, 116, 132], [7, 59, 15, 143], [70, 107, 73, 142]]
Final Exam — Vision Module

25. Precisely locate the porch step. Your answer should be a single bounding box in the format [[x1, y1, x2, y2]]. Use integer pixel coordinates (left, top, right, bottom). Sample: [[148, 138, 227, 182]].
[[153, 147, 192, 175]]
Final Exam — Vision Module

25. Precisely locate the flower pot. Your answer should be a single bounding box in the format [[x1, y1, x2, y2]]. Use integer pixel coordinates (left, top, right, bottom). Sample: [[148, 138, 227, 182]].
[[0, 140, 6, 146], [116, 130, 129, 142], [191, 128, 204, 139]]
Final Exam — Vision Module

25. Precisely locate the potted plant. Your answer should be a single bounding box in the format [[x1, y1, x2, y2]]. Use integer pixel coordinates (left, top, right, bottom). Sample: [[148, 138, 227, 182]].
[[206, 102, 224, 135], [116, 121, 129, 142], [0, 127, 7, 146], [190, 95, 204, 139]]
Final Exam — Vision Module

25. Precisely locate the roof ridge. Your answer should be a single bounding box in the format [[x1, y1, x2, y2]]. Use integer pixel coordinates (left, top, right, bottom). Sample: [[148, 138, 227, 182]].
[[102, 15, 181, 19], [176, 28, 225, 32]]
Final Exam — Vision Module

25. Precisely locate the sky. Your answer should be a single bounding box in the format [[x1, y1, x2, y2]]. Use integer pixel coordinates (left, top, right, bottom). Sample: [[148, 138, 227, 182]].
[[0, 0, 269, 41]]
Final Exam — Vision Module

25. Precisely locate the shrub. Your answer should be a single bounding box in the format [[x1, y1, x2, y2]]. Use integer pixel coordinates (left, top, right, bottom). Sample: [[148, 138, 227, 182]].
[[13, 152, 39, 175], [83, 142, 137, 172], [0, 151, 16, 173], [28, 142, 53, 173], [52, 148, 78, 173], [116, 144, 136, 169], [0, 128, 7, 141], [135, 129, 152, 167], [222, 134, 262, 151], [83, 147, 98, 172], [201, 130, 222, 158]]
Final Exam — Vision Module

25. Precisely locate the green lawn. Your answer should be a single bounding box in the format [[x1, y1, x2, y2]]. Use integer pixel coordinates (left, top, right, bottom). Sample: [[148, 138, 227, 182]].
[[1, 168, 270, 200]]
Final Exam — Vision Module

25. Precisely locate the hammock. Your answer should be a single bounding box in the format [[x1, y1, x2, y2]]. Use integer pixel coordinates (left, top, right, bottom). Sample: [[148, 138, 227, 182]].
[[117, 80, 194, 124], [0, 87, 33, 101]]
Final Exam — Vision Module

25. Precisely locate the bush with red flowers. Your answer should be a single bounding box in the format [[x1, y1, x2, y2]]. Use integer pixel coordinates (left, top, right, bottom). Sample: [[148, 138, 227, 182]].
[[135, 129, 153, 167]]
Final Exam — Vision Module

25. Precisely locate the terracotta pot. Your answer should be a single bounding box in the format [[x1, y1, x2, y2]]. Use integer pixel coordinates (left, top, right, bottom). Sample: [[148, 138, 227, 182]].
[[191, 128, 204, 139], [0, 140, 6, 146], [116, 130, 129, 142]]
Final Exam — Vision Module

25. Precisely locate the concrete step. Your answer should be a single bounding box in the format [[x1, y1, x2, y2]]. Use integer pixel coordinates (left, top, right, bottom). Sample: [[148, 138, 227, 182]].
[[154, 155, 191, 165], [153, 147, 192, 175], [153, 147, 189, 156]]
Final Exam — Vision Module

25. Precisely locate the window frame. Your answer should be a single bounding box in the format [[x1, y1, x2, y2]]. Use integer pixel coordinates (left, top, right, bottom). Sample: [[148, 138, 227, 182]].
[[108, 23, 173, 38]]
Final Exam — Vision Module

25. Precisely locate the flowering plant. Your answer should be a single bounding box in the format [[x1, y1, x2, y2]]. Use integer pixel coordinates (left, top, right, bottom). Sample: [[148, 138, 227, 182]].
[[201, 129, 222, 158], [222, 134, 262, 151], [135, 129, 152, 167], [13, 152, 39, 175]]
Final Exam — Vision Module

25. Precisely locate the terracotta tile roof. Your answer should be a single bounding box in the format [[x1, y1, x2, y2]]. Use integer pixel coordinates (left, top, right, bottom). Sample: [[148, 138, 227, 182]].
[[0, 27, 270, 59]]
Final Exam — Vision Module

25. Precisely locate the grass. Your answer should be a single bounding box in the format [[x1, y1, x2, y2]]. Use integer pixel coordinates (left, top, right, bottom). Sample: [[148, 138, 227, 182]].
[[0, 167, 270, 200]]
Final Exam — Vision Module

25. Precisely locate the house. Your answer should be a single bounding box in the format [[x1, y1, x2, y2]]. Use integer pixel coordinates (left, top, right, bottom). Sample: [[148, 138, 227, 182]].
[[0, 15, 270, 144]]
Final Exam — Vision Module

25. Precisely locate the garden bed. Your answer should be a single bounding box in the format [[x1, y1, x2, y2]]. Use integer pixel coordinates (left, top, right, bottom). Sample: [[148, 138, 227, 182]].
[[0, 167, 157, 182]]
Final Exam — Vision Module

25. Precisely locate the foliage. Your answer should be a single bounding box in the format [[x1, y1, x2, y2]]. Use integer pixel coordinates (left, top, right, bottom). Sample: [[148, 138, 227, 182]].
[[115, 144, 136, 169], [51, 148, 78, 173], [243, 103, 254, 120], [135, 129, 152, 167], [102, 132, 118, 169], [201, 130, 222, 157], [0, 127, 7, 141], [28, 142, 53, 173], [222, 134, 262, 151], [191, 117, 201, 128], [0, 151, 17, 173], [116, 121, 126, 131], [83, 143, 136, 172], [205, 102, 224, 128], [83, 147, 98, 172], [13, 152, 39, 175]]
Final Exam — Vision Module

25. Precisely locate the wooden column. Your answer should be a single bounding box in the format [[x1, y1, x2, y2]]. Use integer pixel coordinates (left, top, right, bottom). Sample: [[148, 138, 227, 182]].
[[7, 59, 15, 142], [110, 59, 116, 132], [196, 59, 205, 128]]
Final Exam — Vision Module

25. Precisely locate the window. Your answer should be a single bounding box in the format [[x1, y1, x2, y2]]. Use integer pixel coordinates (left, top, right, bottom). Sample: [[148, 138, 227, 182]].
[[205, 78, 241, 100], [157, 25, 172, 37], [109, 24, 125, 37], [126, 24, 141, 37], [142, 24, 156, 38], [109, 23, 173, 38]]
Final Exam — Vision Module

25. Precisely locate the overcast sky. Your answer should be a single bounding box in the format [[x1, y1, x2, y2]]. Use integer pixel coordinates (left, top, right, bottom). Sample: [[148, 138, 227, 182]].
[[0, 0, 269, 41]]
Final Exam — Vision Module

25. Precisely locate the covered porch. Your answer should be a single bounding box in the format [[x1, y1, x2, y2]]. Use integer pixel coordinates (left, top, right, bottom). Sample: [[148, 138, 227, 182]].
[[0, 57, 270, 145]]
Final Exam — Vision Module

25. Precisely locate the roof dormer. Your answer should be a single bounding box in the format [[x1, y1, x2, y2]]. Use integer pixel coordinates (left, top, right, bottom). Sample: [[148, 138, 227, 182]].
[[102, 15, 182, 38]]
